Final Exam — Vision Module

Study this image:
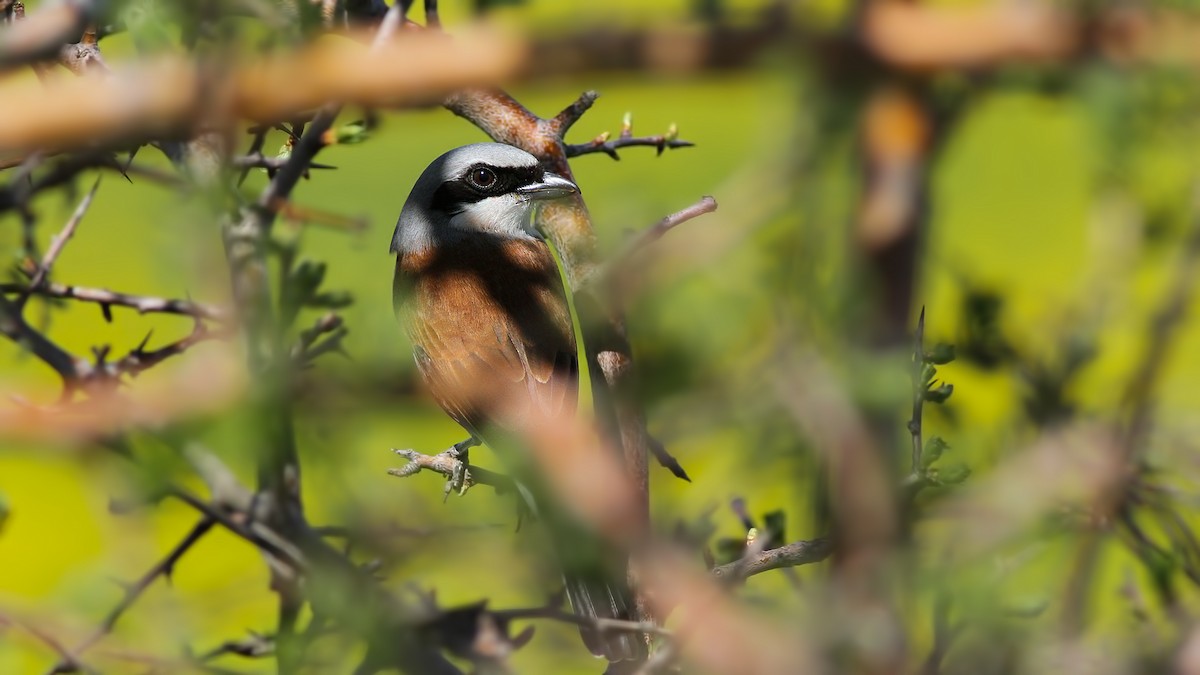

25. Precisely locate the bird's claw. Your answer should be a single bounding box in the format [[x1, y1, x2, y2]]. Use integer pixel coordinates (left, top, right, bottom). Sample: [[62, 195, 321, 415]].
[[443, 445, 472, 501], [387, 438, 482, 500]]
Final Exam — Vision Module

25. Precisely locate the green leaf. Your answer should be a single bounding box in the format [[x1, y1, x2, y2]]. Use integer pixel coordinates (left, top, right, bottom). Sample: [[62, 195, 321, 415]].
[[936, 462, 971, 485], [762, 509, 787, 548], [921, 436, 949, 469], [714, 537, 744, 565], [307, 291, 355, 309], [926, 343, 956, 365], [920, 363, 937, 385], [925, 383, 954, 404], [333, 121, 371, 145]]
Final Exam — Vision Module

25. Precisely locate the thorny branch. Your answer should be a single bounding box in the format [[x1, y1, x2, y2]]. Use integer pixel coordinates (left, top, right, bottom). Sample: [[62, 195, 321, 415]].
[[44, 517, 217, 675], [0, 281, 227, 322], [22, 176, 100, 298], [564, 111, 694, 161]]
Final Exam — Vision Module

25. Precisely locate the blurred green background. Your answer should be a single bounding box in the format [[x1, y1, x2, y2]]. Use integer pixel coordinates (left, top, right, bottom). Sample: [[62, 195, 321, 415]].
[[4, 0, 1200, 672]]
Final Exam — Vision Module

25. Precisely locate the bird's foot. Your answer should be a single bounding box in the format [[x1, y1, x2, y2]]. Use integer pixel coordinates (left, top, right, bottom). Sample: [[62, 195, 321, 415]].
[[388, 438, 481, 500], [443, 439, 477, 500]]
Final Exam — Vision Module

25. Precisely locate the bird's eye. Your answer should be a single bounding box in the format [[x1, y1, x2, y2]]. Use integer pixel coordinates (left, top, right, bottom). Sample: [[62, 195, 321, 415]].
[[468, 167, 498, 190]]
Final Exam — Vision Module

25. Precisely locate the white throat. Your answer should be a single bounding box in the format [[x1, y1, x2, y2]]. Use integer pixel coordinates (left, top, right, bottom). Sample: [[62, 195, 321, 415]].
[[395, 196, 540, 254]]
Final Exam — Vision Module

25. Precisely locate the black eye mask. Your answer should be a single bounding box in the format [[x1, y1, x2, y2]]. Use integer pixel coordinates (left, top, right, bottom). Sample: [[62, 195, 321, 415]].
[[430, 164, 544, 215]]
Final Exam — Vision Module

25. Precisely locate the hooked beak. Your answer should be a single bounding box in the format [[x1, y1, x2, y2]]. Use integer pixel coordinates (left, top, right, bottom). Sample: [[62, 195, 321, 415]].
[[516, 173, 579, 201]]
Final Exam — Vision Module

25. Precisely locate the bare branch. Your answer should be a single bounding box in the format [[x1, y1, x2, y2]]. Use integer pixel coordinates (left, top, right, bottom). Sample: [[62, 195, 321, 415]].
[[0, 0, 95, 72], [423, 0, 439, 30], [0, 28, 524, 154], [648, 436, 690, 482], [614, 196, 718, 263], [292, 312, 348, 364], [23, 176, 100, 294], [594, 196, 718, 291], [45, 517, 216, 674], [231, 153, 336, 172], [1121, 183, 1200, 455], [908, 306, 926, 475], [1, 281, 227, 321], [0, 611, 92, 675], [99, 320, 228, 381], [497, 605, 670, 639], [0, 294, 85, 383], [710, 537, 832, 581], [197, 632, 276, 662], [547, 90, 599, 137]]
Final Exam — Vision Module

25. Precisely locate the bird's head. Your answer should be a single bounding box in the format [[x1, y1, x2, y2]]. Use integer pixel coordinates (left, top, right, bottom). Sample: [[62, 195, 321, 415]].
[[390, 143, 579, 254]]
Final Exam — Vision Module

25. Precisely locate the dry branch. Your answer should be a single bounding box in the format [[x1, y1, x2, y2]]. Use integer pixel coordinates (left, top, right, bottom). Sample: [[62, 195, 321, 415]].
[[0, 0, 95, 71], [597, 195, 718, 292], [0, 281, 227, 321], [0, 29, 525, 153], [45, 517, 217, 674], [710, 537, 833, 581]]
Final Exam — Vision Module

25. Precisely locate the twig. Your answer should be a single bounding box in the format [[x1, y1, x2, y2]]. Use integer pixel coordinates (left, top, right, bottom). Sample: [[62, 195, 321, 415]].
[[560, 105, 695, 160], [615, 196, 717, 263], [908, 306, 926, 476], [648, 436, 690, 482], [423, 0, 439, 29], [564, 134, 694, 160], [0, 281, 227, 322], [1121, 184, 1200, 456], [0, 294, 86, 383], [271, 199, 368, 232], [635, 641, 677, 675], [44, 517, 217, 675], [236, 130, 268, 187], [547, 90, 599, 137], [23, 176, 101, 297], [291, 312, 346, 363], [167, 488, 307, 574], [232, 153, 336, 172], [594, 196, 718, 290], [710, 537, 832, 581], [0, 0, 96, 71], [196, 632, 276, 662], [4, 614, 93, 675], [497, 605, 671, 639], [98, 320, 227, 381], [920, 590, 962, 675]]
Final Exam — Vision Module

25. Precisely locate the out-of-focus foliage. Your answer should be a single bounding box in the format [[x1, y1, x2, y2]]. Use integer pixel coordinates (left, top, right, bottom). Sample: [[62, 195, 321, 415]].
[[4, 0, 1200, 673]]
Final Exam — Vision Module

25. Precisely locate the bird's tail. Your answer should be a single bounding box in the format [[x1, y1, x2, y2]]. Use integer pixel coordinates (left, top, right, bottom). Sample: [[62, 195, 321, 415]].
[[512, 479, 647, 664], [563, 571, 648, 664]]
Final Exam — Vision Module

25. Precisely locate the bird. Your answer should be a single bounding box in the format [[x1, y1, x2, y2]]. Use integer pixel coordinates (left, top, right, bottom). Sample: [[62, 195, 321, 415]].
[[390, 142, 646, 665]]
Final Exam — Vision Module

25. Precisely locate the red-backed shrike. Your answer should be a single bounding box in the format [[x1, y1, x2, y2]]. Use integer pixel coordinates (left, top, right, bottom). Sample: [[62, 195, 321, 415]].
[[390, 143, 644, 664]]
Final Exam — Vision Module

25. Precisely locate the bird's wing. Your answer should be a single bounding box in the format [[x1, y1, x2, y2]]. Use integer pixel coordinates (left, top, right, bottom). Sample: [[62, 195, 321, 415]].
[[400, 239, 578, 437]]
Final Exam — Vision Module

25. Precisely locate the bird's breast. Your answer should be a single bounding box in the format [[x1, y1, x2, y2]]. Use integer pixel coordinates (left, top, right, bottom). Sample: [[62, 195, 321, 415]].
[[395, 237, 577, 434]]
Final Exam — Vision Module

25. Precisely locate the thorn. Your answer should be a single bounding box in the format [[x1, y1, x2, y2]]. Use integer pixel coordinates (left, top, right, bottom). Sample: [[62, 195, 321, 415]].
[[92, 344, 111, 363], [135, 330, 153, 354], [100, 302, 113, 323]]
